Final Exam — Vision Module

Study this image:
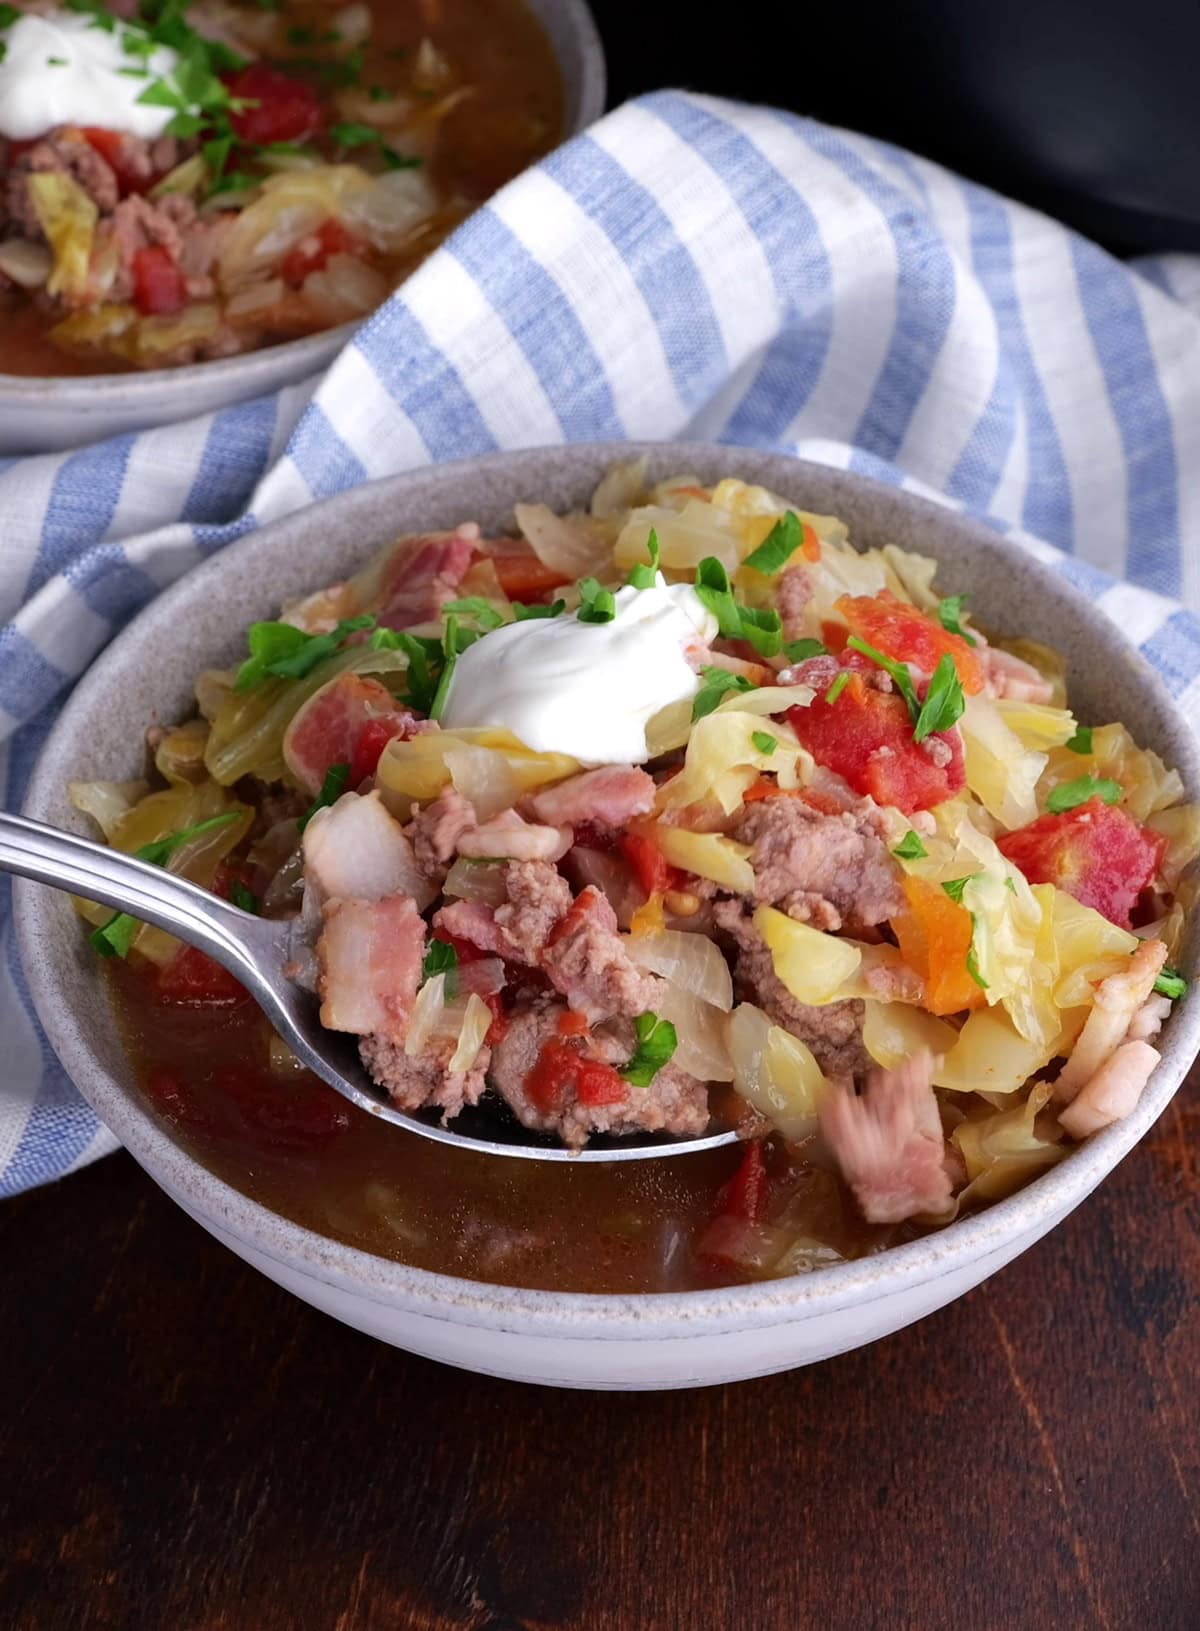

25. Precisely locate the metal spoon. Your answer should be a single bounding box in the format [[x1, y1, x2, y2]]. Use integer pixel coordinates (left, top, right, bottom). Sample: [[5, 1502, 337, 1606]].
[[1, 811, 740, 1163]]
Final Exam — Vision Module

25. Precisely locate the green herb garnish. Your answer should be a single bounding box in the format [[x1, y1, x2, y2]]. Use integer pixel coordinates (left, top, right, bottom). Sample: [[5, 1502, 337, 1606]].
[[298, 764, 350, 832], [627, 528, 661, 590], [1155, 967, 1188, 1000], [1065, 725, 1093, 755], [89, 811, 241, 958], [441, 596, 505, 632], [825, 671, 851, 705], [692, 667, 754, 721], [752, 731, 777, 755], [423, 939, 459, 990], [621, 1012, 678, 1087], [234, 614, 375, 691], [512, 599, 566, 621], [892, 830, 928, 861], [743, 510, 804, 574], [230, 880, 259, 914], [942, 877, 971, 904], [783, 638, 828, 663], [937, 595, 976, 647], [913, 654, 967, 743], [577, 578, 617, 625], [1045, 776, 1123, 815], [693, 556, 783, 657]]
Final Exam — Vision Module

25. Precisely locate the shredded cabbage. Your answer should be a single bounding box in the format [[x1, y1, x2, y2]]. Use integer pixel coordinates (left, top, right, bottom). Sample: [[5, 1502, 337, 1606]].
[[28, 172, 97, 304], [960, 694, 1046, 829], [657, 711, 811, 816], [754, 905, 863, 1005], [625, 929, 734, 1010], [952, 1083, 1067, 1206]]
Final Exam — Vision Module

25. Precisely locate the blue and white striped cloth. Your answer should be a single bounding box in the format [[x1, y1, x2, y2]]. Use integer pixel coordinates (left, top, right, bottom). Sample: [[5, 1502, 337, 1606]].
[[4, 90, 1200, 1197]]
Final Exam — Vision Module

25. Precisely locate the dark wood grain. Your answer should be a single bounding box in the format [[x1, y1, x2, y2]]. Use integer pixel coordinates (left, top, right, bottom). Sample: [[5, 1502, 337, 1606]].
[[2, 1066, 1198, 1631]]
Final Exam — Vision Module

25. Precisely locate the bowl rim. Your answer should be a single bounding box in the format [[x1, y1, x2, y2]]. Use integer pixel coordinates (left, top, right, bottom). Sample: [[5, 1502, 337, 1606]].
[[0, 0, 608, 404], [16, 442, 1200, 1336]]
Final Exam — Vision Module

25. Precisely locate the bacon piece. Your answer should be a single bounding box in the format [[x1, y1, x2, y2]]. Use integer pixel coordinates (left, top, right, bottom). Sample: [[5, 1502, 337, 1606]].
[[457, 809, 573, 864], [376, 529, 477, 629], [526, 765, 656, 830], [1058, 1040, 1161, 1140], [284, 673, 433, 796], [819, 1051, 954, 1224], [316, 894, 424, 1042], [303, 790, 435, 910]]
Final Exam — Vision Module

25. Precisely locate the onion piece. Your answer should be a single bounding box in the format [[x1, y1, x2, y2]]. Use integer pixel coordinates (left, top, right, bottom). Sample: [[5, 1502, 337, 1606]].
[[444, 742, 520, 821], [443, 857, 510, 907], [514, 501, 613, 580], [68, 779, 150, 842], [654, 827, 754, 892], [654, 984, 733, 1081], [457, 957, 506, 998], [449, 994, 492, 1073], [727, 1001, 828, 1139], [0, 238, 52, 289], [405, 972, 446, 1057], [626, 929, 733, 1011]]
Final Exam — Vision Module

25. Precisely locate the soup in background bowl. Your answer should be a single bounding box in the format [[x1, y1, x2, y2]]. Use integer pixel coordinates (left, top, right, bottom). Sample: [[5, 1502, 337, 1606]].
[[17, 445, 1200, 1389], [0, 0, 604, 451]]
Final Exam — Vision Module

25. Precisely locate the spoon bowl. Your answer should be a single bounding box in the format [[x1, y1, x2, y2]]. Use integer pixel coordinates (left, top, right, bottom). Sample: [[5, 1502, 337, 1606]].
[[0, 810, 739, 1163]]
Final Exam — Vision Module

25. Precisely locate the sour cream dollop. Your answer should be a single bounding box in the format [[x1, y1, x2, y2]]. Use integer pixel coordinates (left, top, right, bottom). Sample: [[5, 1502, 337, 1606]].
[[0, 13, 187, 142], [441, 579, 719, 765]]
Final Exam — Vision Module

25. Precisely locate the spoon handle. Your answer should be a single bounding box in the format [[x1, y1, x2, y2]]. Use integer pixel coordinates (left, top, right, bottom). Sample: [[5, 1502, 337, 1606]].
[[0, 810, 265, 981]]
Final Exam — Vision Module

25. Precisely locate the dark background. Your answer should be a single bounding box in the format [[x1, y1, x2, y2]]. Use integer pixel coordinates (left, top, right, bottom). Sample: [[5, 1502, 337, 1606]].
[[591, 0, 1200, 254]]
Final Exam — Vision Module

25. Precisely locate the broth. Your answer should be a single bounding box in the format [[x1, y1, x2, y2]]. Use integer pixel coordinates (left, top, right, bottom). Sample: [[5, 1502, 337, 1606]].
[[108, 962, 896, 1295]]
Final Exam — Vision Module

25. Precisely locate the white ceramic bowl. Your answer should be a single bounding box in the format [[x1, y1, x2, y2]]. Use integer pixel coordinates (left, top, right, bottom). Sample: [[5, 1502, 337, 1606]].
[[0, 0, 606, 455], [16, 444, 1200, 1389]]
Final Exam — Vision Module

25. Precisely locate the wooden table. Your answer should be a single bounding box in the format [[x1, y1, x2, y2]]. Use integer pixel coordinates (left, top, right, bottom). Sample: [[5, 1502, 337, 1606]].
[[3, 1073, 1198, 1631]]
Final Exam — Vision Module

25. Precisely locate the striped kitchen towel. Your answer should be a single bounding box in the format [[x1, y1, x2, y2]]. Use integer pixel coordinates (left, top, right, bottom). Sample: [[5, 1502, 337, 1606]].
[[3, 89, 1200, 1196]]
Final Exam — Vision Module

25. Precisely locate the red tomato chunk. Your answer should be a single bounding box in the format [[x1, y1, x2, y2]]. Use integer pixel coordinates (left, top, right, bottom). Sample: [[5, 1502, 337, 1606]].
[[227, 64, 324, 146], [281, 218, 363, 288], [132, 246, 187, 316], [786, 671, 965, 814], [525, 1039, 627, 1112], [997, 798, 1165, 928]]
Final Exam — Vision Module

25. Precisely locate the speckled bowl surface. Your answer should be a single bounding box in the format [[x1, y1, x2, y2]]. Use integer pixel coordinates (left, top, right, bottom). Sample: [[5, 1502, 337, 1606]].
[[0, 0, 606, 456], [16, 444, 1200, 1390]]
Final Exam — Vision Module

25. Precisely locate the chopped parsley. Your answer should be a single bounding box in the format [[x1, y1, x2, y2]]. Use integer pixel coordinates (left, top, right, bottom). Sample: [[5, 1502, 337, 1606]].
[[626, 528, 661, 590], [825, 671, 851, 705], [0, 5, 21, 29], [442, 597, 506, 632], [892, 830, 928, 861], [844, 638, 965, 742], [428, 616, 462, 720], [512, 599, 566, 620], [752, 731, 777, 755], [89, 811, 241, 958], [913, 654, 967, 742], [743, 510, 804, 575], [941, 877, 971, 904], [371, 629, 444, 715], [422, 939, 459, 992], [1155, 967, 1188, 1000], [693, 557, 784, 658], [1045, 775, 1123, 815], [965, 938, 989, 991], [622, 1012, 678, 1087], [783, 638, 828, 663], [298, 764, 350, 832], [230, 879, 259, 914], [1065, 725, 1094, 755], [234, 615, 376, 691], [577, 578, 617, 625], [692, 667, 754, 721], [46, 55, 69, 66], [937, 594, 976, 646]]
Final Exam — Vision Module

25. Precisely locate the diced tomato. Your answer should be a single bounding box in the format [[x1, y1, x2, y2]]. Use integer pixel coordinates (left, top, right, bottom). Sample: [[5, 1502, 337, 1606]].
[[718, 1140, 770, 1223], [525, 1038, 627, 1112], [741, 776, 788, 804], [571, 820, 619, 854], [482, 991, 510, 1045], [801, 523, 821, 563], [153, 945, 251, 1008], [545, 885, 601, 948], [619, 832, 678, 899], [226, 64, 324, 146], [349, 716, 399, 786], [997, 799, 1165, 929], [142, 1067, 216, 1131], [786, 672, 965, 814], [132, 245, 187, 317], [891, 875, 986, 1016], [82, 127, 152, 194], [213, 1063, 350, 1153], [835, 590, 986, 693], [280, 218, 364, 288], [490, 552, 573, 601], [557, 1010, 590, 1038], [286, 672, 426, 796]]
